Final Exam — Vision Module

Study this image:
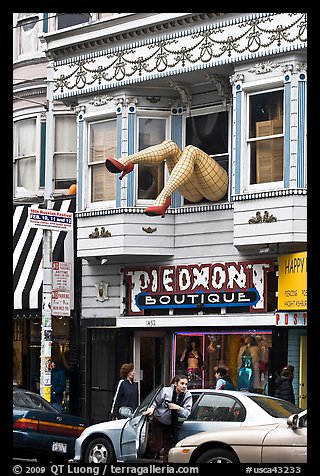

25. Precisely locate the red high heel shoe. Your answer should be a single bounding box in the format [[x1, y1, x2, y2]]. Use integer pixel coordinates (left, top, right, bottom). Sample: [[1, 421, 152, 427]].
[[144, 196, 171, 218], [105, 158, 134, 180]]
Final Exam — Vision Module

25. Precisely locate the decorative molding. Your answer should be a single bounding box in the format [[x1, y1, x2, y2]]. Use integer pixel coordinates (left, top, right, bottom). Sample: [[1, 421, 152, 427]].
[[204, 73, 231, 108], [168, 81, 192, 113], [53, 13, 307, 99], [95, 281, 109, 302], [89, 227, 111, 238], [146, 97, 161, 104], [248, 210, 277, 224], [89, 94, 113, 106], [248, 61, 281, 74], [76, 202, 234, 218], [232, 188, 307, 201], [142, 226, 157, 234]]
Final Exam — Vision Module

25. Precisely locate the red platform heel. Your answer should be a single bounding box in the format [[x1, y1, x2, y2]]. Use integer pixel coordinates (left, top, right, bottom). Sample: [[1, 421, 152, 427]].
[[105, 158, 134, 180], [144, 196, 171, 218]]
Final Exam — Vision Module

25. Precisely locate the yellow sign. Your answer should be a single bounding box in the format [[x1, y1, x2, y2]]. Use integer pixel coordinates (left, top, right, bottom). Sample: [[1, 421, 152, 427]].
[[278, 252, 307, 311], [43, 386, 51, 402]]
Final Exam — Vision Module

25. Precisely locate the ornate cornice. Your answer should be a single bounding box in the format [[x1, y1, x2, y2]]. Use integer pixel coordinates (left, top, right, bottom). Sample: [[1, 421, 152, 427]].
[[53, 13, 307, 99]]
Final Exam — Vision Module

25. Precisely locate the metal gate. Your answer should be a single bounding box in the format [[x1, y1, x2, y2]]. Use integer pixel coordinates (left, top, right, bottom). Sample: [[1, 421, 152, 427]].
[[89, 328, 116, 424]]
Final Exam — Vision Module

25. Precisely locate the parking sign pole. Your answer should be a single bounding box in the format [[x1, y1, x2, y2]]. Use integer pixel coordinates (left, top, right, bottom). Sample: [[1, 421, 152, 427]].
[[40, 61, 54, 401]]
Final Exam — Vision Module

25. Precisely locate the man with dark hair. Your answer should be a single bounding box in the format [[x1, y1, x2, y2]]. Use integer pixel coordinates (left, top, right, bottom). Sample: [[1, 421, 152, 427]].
[[274, 366, 295, 404], [144, 374, 192, 463]]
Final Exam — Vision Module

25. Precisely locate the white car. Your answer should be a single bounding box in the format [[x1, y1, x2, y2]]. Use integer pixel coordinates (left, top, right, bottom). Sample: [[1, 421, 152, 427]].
[[73, 385, 302, 463], [168, 409, 307, 463]]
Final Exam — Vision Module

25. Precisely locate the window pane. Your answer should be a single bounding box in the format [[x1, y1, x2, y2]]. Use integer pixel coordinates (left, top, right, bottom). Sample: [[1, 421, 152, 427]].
[[16, 119, 36, 156], [91, 163, 116, 202], [55, 116, 77, 151], [89, 120, 117, 202], [18, 17, 39, 56], [186, 112, 228, 156], [250, 138, 284, 184], [54, 117, 77, 189], [138, 118, 166, 200], [57, 13, 91, 29], [17, 156, 36, 192], [249, 90, 283, 139]]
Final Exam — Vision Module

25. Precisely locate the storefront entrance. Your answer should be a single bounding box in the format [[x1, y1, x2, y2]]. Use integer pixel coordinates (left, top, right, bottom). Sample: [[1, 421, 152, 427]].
[[134, 332, 166, 401]]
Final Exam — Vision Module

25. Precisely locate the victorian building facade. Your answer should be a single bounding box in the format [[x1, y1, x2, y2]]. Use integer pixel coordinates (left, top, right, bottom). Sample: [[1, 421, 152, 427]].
[[14, 13, 307, 423]]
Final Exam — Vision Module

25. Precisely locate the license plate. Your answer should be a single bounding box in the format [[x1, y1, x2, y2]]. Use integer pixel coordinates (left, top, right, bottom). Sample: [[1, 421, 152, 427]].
[[52, 442, 67, 453]]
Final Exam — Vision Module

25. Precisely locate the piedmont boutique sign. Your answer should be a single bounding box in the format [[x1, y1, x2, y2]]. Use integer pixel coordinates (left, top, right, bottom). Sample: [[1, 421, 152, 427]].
[[123, 260, 273, 316]]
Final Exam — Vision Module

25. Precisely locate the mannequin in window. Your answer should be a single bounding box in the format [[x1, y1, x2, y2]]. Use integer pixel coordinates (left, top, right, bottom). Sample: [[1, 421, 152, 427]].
[[179, 338, 204, 385], [236, 335, 261, 392], [105, 140, 228, 217]]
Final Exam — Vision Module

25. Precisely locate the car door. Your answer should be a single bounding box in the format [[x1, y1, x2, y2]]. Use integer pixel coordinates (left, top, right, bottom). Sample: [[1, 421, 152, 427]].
[[120, 385, 163, 461], [179, 392, 245, 441], [261, 412, 307, 463]]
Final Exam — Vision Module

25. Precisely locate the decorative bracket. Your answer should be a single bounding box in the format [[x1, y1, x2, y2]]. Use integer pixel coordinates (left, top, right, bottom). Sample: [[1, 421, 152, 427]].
[[248, 211, 277, 224], [142, 226, 157, 234]]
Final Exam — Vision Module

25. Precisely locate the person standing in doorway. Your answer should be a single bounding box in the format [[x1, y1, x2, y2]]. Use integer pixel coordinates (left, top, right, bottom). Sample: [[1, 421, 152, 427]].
[[110, 363, 139, 419], [144, 374, 192, 463], [50, 359, 66, 412], [274, 366, 295, 404]]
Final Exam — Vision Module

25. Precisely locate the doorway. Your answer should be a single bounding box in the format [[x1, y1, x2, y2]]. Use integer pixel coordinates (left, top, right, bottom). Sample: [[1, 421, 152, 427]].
[[299, 335, 307, 409], [134, 332, 167, 401]]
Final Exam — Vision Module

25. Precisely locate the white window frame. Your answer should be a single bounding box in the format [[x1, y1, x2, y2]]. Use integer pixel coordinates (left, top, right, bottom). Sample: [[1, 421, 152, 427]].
[[86, 115, 118, 209], [135, 112, 170, 207], [53, 114, 77, 193], [242, 83, 285, 194], [13, 13, 43, 62], [13, 115, 41, 198]]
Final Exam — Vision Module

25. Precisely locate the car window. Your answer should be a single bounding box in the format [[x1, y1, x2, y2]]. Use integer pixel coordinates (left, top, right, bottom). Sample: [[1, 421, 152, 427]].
[[249, 395, 303, 418], [191, 394, 245, 422], [133, 384, 163, 418], [13, 391, 58, 412]]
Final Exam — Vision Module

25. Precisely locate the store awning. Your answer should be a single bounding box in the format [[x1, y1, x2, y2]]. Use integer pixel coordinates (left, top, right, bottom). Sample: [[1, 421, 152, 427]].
[[13, 198, 75, 310]]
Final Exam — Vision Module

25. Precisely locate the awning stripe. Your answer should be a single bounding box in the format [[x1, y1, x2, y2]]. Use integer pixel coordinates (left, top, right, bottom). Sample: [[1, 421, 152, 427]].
[[13, 198, 75, 311]]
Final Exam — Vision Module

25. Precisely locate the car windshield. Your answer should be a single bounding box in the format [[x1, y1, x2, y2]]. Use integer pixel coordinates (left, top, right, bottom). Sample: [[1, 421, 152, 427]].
[[13, 391, 59, 413], [249, 395, 303, 418]]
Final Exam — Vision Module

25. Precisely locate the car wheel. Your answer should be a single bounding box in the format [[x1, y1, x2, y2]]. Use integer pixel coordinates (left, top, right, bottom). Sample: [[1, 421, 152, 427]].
[[196, 448, 239, 463], [84, 438, 114, 463]]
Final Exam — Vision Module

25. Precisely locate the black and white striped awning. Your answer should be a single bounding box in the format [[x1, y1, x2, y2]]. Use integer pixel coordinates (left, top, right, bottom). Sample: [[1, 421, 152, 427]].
[[13, 198, 75, 311]]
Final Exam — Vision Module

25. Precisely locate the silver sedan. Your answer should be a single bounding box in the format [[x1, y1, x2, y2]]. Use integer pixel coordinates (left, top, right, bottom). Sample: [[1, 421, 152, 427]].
[[168, 409, 307, 463], [74, 386, 302, 463]]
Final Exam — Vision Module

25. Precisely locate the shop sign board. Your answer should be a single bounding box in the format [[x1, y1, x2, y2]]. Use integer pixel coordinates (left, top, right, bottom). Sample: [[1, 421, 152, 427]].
[[277, 252, 307, 311], [51, 290, 71, 316], [275, 312, 307, 326], [123, 260, 273, 316], [28, 207, 73, 232], [52, 261, 71, 291]]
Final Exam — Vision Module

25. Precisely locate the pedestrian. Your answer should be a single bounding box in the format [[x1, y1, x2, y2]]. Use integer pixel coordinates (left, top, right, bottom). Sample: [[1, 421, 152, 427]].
[[110, 363, 138, 420], [274, 366, 295, 404], [144, 374, 192, 463], [214, 367, 235, 390], [50, 358, 66, 412]]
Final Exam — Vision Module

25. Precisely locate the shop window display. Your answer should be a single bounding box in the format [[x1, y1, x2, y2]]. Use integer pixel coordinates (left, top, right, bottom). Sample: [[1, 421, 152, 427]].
[[174, 332, 271, 394]]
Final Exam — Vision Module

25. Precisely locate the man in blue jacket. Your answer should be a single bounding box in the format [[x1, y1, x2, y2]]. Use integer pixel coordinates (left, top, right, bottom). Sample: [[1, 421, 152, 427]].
[[50, 359, 66, 412]]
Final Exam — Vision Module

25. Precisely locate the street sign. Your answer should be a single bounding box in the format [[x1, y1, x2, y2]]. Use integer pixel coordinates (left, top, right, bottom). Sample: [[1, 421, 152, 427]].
[[51, 290, 71, 316], [28, 207, 73, 231], [52, 261, 71, 291]]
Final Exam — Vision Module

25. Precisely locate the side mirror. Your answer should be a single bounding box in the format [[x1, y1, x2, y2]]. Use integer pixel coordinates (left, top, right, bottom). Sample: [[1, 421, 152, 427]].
[[119, 406, 133, 418], [287, 413, 299, 429]]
